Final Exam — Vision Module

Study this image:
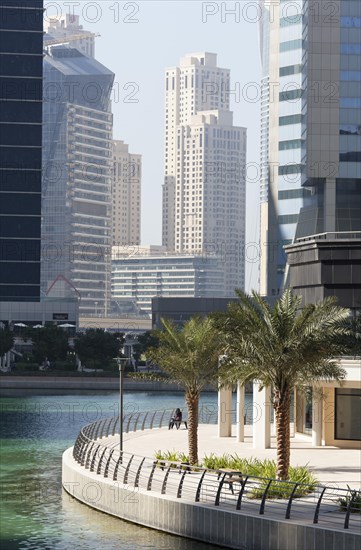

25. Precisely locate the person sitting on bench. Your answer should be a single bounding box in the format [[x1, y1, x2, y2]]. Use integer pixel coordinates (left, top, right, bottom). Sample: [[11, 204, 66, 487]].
[[169, 408, 182, 429]]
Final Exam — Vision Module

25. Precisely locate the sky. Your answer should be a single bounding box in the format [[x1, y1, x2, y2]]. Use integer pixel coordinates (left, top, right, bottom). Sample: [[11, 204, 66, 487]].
[[45, 1, 262, 291]]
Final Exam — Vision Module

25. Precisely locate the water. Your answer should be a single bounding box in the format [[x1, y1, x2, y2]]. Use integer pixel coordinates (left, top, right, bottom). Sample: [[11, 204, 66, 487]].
[[0, 391, 233, 550]]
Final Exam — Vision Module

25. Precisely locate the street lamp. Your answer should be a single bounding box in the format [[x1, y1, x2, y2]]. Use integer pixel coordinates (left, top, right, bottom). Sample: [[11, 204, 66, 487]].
[[116, 357, 128, 453]]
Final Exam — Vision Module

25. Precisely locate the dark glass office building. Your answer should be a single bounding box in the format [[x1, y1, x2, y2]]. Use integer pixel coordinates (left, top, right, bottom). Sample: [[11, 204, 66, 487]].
[[0, 1, 44, 301]]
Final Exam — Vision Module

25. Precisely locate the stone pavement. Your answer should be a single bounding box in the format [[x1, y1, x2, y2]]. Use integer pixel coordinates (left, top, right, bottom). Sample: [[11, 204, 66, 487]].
[[122, 424, 361, 490]]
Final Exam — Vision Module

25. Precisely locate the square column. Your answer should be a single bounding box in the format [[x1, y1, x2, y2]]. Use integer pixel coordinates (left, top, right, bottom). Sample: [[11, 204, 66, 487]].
[[236, 382, 245, 442], [253, 382, 271, 449], [312, 390, 323, 446], [218, 385, 232, 437]]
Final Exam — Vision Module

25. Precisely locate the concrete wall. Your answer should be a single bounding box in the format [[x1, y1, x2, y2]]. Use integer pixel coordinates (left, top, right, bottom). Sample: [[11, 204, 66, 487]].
[[62, 448, 360, 550]]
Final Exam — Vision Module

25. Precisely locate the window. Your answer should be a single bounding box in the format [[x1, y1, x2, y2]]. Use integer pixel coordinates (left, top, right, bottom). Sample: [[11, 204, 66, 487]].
[[279, 64, 303, 77], [279, 139, 303, 150], [278, 188, 309, 200], [279, 114, 303, 126], [278, 214, 299, 225], [335, 388, 361, 441], [280, 39, 302, 52], [279, 89, 303, 101], [278, 164, 302, 176], [280, 15, 302, 27]]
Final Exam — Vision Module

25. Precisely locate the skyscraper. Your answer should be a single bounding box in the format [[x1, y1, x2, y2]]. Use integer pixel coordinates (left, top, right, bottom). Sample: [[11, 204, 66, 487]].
[[112, 140, 141, 247], [162, 53, 247, 295], [42, 46, 114, 316], [0, 0, 43, 302], [260, 0, 361, 311], [259, 0, 306, 296]]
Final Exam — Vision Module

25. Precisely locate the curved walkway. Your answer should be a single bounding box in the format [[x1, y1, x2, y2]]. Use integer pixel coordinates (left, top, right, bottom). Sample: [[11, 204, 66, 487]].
[[122, 424, 361, 490]]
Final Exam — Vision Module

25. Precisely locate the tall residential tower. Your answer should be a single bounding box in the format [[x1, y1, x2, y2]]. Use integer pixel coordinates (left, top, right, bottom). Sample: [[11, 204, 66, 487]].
[[112, 140, 141, 247], [162, 53, 247, 295]]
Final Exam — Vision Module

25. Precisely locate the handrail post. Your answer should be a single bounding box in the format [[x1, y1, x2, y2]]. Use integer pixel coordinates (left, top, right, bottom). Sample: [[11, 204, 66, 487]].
[[90, 445, 101, 472], [150, 411, 158, 429], [195, 470, 207, 502], [104, 449, 114, 478], [159, 410, 166, 428], [161, 466, 171, 494], [259, 479, 273, 515], [97, 447, 107, 475], [313, 486, 327, 524], [134, 458, 145, 487], [85, 442, 95, 469], [141, 412, 148, 430], [177, 469, 187, 498], [344, 490, 357, 529], [147, 461, 157, 491], [123, 454, 134, 484], [236, 476, 249, 510], [215, 473, 227, 506], [113, 451, 123, 481], [285, 483, 299, 519]]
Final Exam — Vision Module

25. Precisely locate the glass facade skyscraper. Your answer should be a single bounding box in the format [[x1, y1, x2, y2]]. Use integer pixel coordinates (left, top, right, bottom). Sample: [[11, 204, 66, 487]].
[[260, 0, 361, 306], [42, 46, 114, 316], [0, 1, 44, 302]]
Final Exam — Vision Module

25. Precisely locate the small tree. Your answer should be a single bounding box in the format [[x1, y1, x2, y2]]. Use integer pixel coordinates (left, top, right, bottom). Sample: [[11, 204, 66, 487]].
[[75, 329, 124, 368], [147, 316, 221, 465], [217, 289, 350, 480], [0, 328, 14, 357], [30, 324, 69, 364], [132, 331, 160, 363]]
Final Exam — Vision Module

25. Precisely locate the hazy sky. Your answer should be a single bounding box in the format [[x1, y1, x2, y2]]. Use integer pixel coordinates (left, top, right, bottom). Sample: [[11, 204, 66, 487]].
[[46, 1, 262, 291]]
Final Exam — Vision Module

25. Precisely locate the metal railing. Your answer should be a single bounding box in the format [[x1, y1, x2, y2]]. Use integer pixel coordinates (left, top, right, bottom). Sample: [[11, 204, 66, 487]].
[[108, 406, 251, 433], [71, 413, 361, 534]]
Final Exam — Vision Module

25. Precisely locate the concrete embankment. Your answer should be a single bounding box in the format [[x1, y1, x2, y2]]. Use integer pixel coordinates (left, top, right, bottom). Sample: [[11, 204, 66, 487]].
[[0, 376, 215, 395]]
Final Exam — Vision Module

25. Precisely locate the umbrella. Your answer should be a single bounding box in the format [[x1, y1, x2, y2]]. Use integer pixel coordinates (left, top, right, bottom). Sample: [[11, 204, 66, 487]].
[[33, 325, 43, 329], [14, 323, 27, 327], [58, 323, 76, 328]]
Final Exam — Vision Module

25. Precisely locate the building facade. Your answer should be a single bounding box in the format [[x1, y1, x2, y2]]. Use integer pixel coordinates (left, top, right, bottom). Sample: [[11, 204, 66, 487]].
[[260, 0, 361, 303], [162, 53, 247, 296], [112, 140, 141, 247], [42, 45, 114, 316], [112, 245, 225, 315], [44, 13, 96, 58], [0, 0, 44, 303]]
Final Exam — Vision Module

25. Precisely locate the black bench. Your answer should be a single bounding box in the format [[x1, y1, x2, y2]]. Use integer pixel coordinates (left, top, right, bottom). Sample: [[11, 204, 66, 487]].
[[168, 419, 188, 430]]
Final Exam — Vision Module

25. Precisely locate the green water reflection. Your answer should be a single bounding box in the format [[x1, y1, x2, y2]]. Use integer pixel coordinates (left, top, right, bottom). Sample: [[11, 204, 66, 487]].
[[0, 393, 222, 549]]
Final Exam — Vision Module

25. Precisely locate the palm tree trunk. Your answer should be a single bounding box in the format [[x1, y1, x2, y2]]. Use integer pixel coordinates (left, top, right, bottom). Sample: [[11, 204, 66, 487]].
[[274, 388, 291, 480], [186, 392, 199, 465]]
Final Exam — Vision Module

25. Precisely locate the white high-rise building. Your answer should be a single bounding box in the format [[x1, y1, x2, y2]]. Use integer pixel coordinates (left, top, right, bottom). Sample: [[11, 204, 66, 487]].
[[162, 53, 247, 295], [112, 140, 141, 247]]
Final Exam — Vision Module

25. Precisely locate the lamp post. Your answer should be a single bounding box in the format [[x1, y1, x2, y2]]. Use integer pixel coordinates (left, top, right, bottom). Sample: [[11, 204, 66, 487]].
[[116, 357, 128, 453]]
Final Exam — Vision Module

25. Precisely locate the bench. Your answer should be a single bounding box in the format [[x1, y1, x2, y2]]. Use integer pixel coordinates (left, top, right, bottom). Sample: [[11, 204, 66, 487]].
[[218, 468, 244, 495], [168, 419, 188, 430]]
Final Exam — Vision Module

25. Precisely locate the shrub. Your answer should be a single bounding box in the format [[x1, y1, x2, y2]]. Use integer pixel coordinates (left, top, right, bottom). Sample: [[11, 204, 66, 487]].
[[338, 488, 361, 514], [14, 362, 39, 372], [54, 360, 77, 372], [202, 453, 317, 499]]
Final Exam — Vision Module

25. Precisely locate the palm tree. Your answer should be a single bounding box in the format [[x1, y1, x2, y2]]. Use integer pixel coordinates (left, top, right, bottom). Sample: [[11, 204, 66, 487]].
[[147, 316, 221, 465], [217, 289, 350, 480]]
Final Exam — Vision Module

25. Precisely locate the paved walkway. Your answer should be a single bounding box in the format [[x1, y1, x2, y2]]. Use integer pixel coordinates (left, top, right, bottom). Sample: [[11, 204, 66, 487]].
[[122, 424, 361, 489]]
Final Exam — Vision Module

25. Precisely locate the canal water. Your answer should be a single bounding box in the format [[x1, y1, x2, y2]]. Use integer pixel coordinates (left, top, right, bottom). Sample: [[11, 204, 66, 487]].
[[0, 391, 248, 549]]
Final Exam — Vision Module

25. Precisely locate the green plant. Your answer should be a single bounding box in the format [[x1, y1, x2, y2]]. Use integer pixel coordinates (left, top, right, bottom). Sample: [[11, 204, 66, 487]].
[[202, 453, 317, 499], [14, 362, 39, 372], [338, 488, 361, 514], [216, 289, 350, 479]]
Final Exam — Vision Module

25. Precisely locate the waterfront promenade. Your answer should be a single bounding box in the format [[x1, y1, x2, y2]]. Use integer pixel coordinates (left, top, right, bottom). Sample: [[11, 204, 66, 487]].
[[123, 424, 361, 490]]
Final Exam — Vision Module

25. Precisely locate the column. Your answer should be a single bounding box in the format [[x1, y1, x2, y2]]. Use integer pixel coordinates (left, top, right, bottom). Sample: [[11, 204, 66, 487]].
[[218, 385, 232, 437], [312, 390, 323, 446], [236, 382, 245, 442], [253, 382, 271, 449]]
